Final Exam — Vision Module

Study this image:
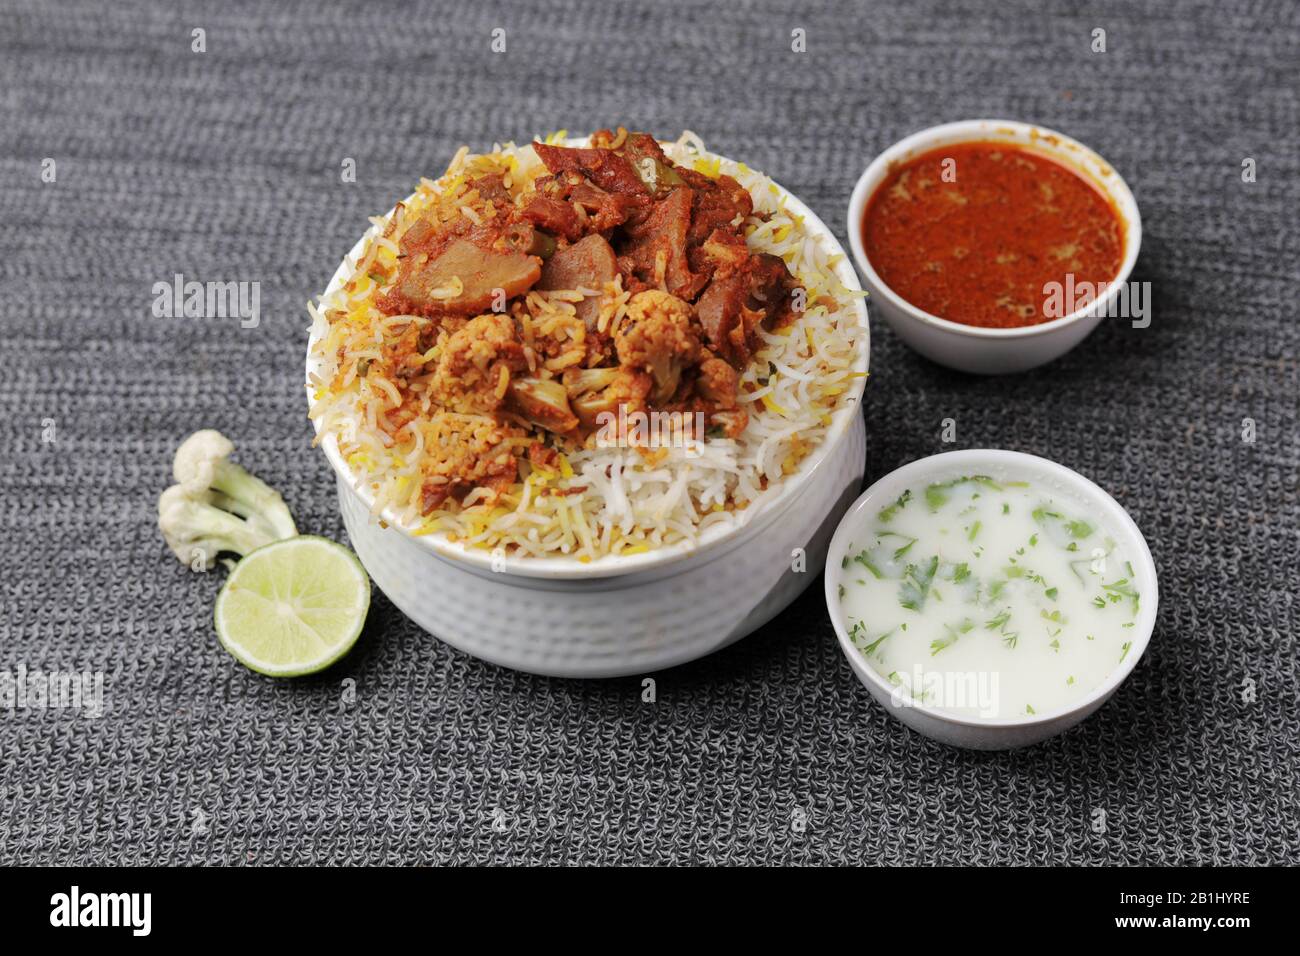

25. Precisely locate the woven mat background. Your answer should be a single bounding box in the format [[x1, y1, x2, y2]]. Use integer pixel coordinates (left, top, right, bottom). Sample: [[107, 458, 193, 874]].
[[2, 0, 1296, 865]]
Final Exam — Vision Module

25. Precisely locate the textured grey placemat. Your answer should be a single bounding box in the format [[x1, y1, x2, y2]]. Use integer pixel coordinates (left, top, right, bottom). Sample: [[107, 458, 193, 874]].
[[1, 0, 1296, 865]]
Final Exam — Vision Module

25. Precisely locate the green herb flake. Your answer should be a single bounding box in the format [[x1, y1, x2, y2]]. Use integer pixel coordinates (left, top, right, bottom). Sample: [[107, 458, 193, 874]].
[[899, 556, 939, 612], [878, 488, 912, 523], [930, 624, 962, 655], [925, 483, 951, 510], [861, 628, 895, 657], [1101, 578, 1140, 614], [853, 551, 883, 579]]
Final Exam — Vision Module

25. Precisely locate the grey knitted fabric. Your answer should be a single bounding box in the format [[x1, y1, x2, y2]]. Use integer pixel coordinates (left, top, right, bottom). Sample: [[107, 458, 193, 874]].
[[1, 0, 1297, 865]]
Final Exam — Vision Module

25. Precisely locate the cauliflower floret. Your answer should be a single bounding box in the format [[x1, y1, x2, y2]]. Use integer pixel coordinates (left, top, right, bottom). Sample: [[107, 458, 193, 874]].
[[432, 313, 527, 415], [695, 356, 739, 409], [158, 430, 298, 571], [508, 375, 579, 434], [614, 290, 700, 402], [561, 366, 653, 430]]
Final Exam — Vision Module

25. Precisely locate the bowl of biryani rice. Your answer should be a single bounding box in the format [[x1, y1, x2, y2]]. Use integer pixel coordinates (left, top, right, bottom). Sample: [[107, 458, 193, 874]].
[[307, 128, 869, 676]]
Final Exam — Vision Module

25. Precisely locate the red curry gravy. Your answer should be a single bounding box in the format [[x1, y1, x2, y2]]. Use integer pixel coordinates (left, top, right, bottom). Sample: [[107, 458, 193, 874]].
[[862, 142, 1123, 328]]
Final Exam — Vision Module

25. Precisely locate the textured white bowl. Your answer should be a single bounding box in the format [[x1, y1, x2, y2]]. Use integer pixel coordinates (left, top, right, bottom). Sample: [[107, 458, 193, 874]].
[[847, 120, 1142, 375], [308, 148, 870, 676], [824, 450, 1158, 749]]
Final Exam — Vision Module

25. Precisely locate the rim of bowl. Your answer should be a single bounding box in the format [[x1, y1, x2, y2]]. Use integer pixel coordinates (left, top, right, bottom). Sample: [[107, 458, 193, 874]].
[[846, 119, 1143, 340], [823, 449, 1159, 729], [306, 143, 871, 580]]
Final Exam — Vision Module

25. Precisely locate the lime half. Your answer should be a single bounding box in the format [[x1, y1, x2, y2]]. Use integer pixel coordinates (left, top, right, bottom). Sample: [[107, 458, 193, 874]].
[[214, 536, 370, 676]]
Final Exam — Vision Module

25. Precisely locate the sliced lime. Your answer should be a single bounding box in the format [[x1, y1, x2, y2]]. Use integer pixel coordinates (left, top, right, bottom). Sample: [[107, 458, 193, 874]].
[[214, 536, 370, 676]]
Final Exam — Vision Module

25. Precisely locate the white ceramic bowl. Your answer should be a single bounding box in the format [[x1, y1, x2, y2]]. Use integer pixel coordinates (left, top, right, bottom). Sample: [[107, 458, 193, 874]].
[[824, 450, 1158, 749], [847, 120, 1142, 375], [308, 148, 870, 677]]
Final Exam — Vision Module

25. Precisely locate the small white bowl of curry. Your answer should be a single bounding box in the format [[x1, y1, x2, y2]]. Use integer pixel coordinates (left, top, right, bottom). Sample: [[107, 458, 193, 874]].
[[847, 120, 1141, 374]]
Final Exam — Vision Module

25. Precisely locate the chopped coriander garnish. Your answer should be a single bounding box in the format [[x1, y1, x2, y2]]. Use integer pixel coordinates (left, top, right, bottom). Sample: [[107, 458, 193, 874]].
[[878, 488, 912, 523], [899, 556, 939, 611], [1101, 578, 1140, 613], [930, 624, 962, 655], [861, 628, 895, 657], [853, 551, 883, 579]]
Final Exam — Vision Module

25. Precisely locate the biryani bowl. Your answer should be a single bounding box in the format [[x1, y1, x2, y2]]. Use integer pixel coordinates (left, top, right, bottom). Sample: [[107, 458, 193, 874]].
[[306, 134, 869, 676]]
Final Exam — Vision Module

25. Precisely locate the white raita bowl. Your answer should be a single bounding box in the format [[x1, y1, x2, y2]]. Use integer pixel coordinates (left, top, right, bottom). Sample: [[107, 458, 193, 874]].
[[307, 147, 870, 677], [824, 450, 1158, 749]]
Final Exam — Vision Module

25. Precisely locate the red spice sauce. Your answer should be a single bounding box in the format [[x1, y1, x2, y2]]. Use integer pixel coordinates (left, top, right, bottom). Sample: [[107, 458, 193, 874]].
[[861, 142, 1124, 328]]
